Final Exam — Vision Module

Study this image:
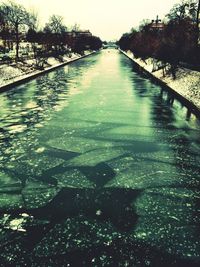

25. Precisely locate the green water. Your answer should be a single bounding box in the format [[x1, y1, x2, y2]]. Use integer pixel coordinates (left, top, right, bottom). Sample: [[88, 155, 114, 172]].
[[0, 50, 200, 266]]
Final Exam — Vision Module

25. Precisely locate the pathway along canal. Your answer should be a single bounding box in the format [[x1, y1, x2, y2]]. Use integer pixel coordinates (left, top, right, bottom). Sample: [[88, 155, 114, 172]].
[[0, 49, 200, 266]]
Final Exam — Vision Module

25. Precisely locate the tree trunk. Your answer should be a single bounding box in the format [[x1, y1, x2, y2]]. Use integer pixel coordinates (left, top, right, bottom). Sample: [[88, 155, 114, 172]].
[[15, 23, 19, 61], [196, 0, 200, 47]]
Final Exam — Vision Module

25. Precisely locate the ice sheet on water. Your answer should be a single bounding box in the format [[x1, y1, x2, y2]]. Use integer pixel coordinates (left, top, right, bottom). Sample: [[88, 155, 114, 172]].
[[47, 136, 114, 154], [105, 156, 183, 189], [0, 194, 24, 209], [65, 147, 125, 167], [22, 181, 60, 209], [53, 169, 94, 189], [6, 152, 65, 181], [134, 188, 200, 258], [0, 171, 22, 193]]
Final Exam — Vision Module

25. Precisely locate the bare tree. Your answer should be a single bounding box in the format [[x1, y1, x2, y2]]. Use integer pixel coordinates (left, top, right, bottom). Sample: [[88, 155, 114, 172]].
[[71, 23, 80, 32], [45, 15, 67, 34], [138, 19, 151, 32], [185, 0, 200, 48], [167, 0, 199, 49], [44, 15, 67, 54], [28, 9, 39, 31], [1, 1, 30, 60], [167, 0, 197, 22], [26, 10, 40, 66]]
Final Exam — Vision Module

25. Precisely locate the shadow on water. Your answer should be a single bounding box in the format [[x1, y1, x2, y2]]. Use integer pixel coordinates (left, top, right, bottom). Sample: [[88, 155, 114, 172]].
[[28, 189, 199, 267], [0, 187, 199, 266], [150, 92, 200, 180], [151, 95, 176, 124], [31, 188, 140, 231], [79, 162, 116, 188]]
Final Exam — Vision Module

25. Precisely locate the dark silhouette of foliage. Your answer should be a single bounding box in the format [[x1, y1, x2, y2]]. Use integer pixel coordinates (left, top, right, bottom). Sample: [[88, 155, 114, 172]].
[[118, 0, 200, 75], [73, 35, 102, 54], [118, 33, 131, 51]]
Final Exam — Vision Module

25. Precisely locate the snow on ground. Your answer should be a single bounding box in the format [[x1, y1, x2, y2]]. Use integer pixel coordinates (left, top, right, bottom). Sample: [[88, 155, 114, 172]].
[[0, 64, 29, 86], [63, 55, 71, 62], [0, 53, 83, 88], [155, 67, 200, 110], [0, 51, 95, 88], [0, 61, 40, 87], [47, 57, 61, 66], [125, 50, 200, 110]]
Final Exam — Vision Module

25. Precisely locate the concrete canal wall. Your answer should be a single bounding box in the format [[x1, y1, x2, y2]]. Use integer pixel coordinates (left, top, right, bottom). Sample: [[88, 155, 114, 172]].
[[120, 49, 200, 117], [0, 51, 97, 92]]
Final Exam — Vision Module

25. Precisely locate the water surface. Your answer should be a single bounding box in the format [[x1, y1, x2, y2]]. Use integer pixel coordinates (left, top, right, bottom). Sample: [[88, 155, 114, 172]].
[[0, 50, 200, 266]]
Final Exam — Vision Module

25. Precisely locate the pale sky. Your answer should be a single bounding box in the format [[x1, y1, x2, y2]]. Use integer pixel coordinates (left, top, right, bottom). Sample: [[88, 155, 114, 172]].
[[0, 0, 181, 40]]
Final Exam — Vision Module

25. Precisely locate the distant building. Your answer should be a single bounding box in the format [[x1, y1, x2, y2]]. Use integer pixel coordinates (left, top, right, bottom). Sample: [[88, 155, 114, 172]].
[[75, 30, 92, 37], [64, 30, 92, 50], [149, 16, 165, 32], [66, 30, 92, 38]]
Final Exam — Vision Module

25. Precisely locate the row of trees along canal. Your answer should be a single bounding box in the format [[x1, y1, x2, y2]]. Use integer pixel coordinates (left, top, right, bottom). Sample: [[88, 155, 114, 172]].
[[0, 0, 102, 68], [118, 0, 200, 77]]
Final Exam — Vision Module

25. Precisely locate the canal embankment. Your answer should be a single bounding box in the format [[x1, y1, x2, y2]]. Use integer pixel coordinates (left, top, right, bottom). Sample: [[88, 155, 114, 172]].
[[0, 51, 96, 92], [120, 49, 200, 115]]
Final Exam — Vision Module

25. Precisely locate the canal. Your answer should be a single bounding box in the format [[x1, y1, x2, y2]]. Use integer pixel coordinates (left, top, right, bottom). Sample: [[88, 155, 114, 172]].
[[0, 49, 200, 266]]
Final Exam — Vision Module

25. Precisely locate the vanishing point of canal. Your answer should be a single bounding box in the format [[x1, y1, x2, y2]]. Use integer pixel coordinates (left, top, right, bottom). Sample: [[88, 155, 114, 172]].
[[0, 50, 200, 266]]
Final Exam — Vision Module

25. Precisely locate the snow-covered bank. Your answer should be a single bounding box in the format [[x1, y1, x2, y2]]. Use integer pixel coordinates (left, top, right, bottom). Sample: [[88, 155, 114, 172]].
[[0, 51, 96, 90], [122, 50, 200, 111]]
